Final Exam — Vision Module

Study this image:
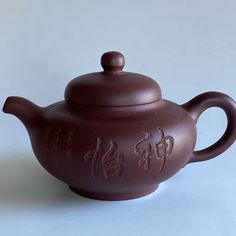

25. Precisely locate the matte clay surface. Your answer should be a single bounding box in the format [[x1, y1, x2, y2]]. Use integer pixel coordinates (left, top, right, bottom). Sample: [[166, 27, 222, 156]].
[[3, 52, 236, 200]]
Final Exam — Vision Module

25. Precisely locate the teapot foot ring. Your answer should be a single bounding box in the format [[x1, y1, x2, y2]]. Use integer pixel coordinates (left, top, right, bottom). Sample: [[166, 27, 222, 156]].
[[69, 185, 159, 201]]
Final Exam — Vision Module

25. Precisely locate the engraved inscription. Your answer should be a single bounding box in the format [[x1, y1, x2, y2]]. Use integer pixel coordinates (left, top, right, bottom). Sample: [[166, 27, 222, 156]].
[[63, 130, 75, 177], [156, 128, 174, 172], [134, 128, 174, 172], [65, 130, 75, 162], [51, 128, 62, 156], [101, 141, 124, 179], [134, 132, 153, 171], [84, 137, 124, 179]]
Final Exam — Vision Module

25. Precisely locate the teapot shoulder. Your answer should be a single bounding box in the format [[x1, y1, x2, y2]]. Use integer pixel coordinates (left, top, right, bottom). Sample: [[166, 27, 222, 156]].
[[41, 99, 193, 124], [156, 99, 194, 123]]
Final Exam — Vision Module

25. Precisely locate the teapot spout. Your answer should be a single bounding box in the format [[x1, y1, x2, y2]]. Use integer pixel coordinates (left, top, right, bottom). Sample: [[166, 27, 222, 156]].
[[3, 96, 43, 129]]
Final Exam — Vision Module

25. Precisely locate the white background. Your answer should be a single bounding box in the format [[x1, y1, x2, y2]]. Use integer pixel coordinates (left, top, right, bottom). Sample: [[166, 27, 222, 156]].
[[0, 0, 236, 235]]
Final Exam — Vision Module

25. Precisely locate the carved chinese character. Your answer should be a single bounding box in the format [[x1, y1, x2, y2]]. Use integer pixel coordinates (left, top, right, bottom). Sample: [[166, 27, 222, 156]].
[[84, 137, 124, 179], [134, 128, 174, 172]]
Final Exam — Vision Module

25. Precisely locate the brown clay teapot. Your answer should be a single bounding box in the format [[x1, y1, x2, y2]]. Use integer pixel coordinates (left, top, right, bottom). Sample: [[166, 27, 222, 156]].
[[3, 51, 236, 200]]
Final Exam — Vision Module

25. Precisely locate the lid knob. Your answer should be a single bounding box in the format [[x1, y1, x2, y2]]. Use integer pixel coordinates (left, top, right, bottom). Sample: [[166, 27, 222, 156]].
[[101, 51, 125, 72]]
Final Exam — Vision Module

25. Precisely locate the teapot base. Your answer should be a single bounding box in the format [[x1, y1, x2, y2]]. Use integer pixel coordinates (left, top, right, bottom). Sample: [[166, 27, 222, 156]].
[[69, 185, 159, 201]]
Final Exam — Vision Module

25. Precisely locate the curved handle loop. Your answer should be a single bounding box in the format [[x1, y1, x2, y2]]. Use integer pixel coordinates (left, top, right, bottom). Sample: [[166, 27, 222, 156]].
[[182, 92, 236, 164]]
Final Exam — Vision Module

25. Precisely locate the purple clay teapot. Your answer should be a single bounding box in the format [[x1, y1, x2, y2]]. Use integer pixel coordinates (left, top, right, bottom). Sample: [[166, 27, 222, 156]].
[[3, 51, 236, 200]]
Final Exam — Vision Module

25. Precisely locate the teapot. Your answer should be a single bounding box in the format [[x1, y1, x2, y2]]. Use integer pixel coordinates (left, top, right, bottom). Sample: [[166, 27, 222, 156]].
[[3, 51, 236, 200]]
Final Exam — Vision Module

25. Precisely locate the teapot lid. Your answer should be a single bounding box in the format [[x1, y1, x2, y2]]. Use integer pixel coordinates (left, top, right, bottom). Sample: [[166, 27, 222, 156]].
[[65, 51, 162, 106]]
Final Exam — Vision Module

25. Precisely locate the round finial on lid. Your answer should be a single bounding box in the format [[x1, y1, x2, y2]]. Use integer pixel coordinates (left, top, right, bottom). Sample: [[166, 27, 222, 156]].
[[101, 51, 125, 72]]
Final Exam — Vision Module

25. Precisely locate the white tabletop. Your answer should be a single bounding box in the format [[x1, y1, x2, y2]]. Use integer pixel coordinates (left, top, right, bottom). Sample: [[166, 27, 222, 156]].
[[0, 143, 235, 236]]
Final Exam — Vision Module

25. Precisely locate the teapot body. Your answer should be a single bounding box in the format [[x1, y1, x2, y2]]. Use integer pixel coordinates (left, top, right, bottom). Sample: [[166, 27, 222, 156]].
[[30, 100, 195, 200], [3, 51, 236, 201]]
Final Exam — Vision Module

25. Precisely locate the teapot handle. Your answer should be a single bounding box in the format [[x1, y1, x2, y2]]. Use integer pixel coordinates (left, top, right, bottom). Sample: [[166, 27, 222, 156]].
[[181, 92, 236, 164]]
